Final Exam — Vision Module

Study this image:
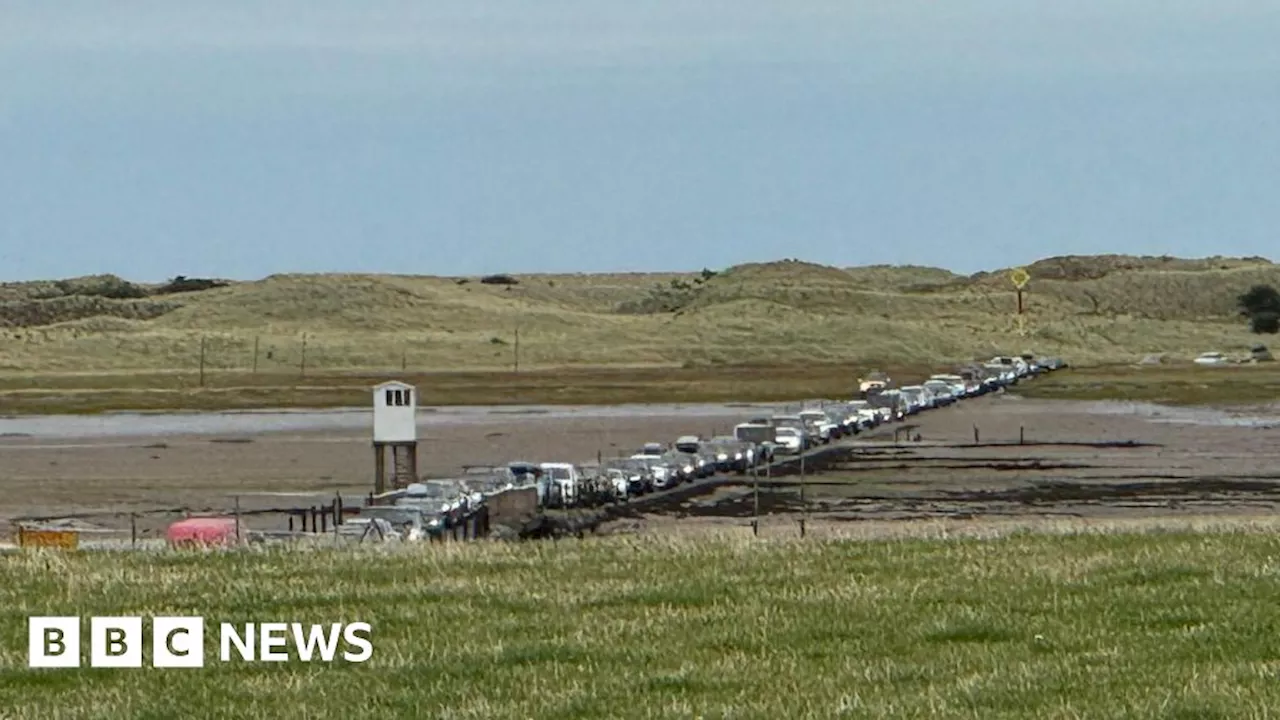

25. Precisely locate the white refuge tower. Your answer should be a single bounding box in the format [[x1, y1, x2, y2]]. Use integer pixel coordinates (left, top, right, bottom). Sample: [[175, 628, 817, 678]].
[[371, 381, 419, 494]]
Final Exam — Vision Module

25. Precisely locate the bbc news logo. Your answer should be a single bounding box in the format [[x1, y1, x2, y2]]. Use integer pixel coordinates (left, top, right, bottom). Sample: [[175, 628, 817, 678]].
[[28, 617, 373, 668]]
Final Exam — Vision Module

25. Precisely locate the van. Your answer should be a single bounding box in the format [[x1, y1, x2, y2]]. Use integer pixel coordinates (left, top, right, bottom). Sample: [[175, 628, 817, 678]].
[[674, 435, 702, 454]]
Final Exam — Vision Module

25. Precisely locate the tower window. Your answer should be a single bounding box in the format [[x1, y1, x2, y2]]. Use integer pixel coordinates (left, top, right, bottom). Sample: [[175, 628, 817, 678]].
[[383, 388, 411, 407]]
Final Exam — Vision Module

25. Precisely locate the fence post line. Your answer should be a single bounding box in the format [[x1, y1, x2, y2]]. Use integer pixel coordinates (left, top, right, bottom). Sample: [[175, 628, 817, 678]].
[[252, 335, 260, 374], [198, 336, 207, 387], [299, 333, 308, 377]]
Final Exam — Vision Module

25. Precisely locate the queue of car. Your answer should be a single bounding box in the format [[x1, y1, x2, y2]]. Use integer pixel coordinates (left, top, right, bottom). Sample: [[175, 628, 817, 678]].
[[379, 353, 1069, 524]]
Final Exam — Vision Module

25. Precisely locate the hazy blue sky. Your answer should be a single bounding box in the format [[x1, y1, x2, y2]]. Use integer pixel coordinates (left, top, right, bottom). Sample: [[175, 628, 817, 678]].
[[2, 1, 1278, 281]]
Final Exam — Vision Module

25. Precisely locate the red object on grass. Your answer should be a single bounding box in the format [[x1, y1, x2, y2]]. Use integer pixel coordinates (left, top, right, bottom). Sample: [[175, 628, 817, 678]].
[[166, 517, 238, 547]]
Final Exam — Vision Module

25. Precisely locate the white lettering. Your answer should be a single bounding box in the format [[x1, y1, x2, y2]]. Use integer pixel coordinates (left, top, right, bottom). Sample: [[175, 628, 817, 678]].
[[219, 623, 254, 662], [259, 623, 289, 661], [291, 623, 342, 662], [342, 622, 373, 663]]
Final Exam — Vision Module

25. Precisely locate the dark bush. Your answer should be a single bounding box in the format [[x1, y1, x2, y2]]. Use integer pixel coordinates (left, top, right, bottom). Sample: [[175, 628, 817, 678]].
[[1250, 311, 1280, 334], [153, 276, 229, 295], [1239, 284, 1280, 315], [1239, 285, 1280, 334], [480, 274, 519, 286]]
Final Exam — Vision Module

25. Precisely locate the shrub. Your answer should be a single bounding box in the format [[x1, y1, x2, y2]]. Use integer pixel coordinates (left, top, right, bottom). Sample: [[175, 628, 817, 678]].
[[1250, 311, 1280, 334], [153, 276, 229, 295], [1238, 285, 1280, 334]]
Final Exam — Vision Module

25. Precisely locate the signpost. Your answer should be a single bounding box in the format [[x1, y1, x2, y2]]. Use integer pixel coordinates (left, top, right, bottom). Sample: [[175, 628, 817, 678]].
[[1009, 268, 1031, 336]]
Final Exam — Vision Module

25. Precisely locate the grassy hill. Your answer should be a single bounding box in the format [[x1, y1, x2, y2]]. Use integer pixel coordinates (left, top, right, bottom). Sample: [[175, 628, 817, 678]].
[[1, 254, 1277, 375]]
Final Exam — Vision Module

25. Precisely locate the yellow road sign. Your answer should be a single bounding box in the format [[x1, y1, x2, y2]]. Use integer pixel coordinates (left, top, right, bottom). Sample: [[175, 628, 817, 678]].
[[1009, 267, 1031, 289]]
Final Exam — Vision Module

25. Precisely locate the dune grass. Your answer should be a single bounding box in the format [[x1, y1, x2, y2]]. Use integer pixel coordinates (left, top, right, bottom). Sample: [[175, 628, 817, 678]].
[[3, 256, 1279, 413], [3, 257, 1278, 378], [4, 530, 1280, 718]]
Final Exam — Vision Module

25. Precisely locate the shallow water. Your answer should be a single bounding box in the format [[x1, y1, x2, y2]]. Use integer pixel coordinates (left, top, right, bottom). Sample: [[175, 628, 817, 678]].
[[1079, 401, 1280, 428], [0, 402, 786, 440]]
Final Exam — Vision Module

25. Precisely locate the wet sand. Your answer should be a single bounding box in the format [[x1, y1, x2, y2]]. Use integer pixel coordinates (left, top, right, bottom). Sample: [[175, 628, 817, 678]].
[[622, 394, 1280, 532], [0, 403, 782, 533], [4, 395, 1280, 539]]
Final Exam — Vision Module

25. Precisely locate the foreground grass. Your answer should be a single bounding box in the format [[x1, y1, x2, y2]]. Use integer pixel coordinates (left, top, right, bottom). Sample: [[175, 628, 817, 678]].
[[4, 532, 1280, 718]]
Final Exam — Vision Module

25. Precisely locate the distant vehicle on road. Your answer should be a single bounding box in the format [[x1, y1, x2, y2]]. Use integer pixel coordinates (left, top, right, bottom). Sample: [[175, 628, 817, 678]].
[[866, 389, 907, 421], [1193, 351, 1231, 366], [858, 371, 891, 397], [922, 380, 957, 406], [774, 427, 803, 455], [538, 463, 584, 507]]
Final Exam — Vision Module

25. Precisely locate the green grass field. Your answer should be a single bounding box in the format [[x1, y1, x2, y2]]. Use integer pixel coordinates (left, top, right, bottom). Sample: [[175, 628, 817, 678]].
[[0, 362, 931, 414], [1013, 363, 1280, 405], [4, 530, 1280, 718], [2, 361, 1278, 414]]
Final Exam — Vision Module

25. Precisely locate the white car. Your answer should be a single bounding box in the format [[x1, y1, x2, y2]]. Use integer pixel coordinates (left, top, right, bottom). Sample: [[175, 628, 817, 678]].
[[798, 410, 838, 442], [929, 374, 969, 398], [600, 469, 631, 500], [629, 454, 674, 487], [774, 427, 803, 455], [539, 463, 583, 506], [1193, 352, 1231, 366], [900, 385, 934, 412], [845, 400, 880, 427], [923, 380, 957, 406]]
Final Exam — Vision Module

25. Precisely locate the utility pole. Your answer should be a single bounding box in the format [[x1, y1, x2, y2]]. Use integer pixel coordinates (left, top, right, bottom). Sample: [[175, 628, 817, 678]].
[[799, 448, 807, 538], [752, 454, 760, 537], [198, 336, 207, 387], [252, 335, 260, 374], [299, 333, 308, 377], [513, 326, 520, 373]]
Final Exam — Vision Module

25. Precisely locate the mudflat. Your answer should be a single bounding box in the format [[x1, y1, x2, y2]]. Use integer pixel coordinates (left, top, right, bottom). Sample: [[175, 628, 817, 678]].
[[3, 395, 1279, 539], [633, 395, 1280, 534], [0, 404, 774, 534]]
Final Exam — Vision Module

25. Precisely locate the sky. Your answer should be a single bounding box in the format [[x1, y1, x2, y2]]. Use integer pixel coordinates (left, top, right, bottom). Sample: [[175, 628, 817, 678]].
[[1, 1, 1279, 282]]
